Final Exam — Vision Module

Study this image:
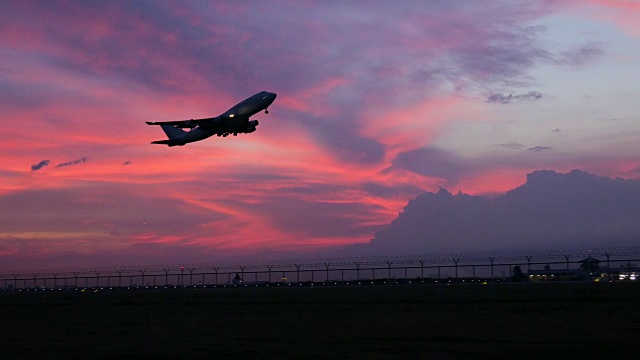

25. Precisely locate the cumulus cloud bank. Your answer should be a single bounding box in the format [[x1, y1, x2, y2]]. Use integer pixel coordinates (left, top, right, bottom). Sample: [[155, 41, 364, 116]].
[[371, 170, 640, 254]]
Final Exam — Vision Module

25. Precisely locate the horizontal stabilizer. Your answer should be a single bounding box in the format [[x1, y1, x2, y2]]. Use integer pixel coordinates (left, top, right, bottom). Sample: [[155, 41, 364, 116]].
[[150, 140, 172, 145]]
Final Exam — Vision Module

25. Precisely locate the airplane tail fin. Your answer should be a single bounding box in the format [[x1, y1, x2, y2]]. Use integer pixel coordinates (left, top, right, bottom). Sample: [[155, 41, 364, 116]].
[[160, 124, 186, 140]]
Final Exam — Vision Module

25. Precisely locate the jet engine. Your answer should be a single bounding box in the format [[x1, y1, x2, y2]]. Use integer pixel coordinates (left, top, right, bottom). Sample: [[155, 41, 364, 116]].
[[245, 119, 259, 133]]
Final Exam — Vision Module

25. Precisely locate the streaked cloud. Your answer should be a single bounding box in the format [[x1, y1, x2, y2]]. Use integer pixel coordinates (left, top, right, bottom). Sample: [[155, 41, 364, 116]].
[[31, 160, 50, 172], [527, 146, 552, 152], [56, 157, 88, 168], [493, 142, 526, 150], [486, 91, 543, 104]]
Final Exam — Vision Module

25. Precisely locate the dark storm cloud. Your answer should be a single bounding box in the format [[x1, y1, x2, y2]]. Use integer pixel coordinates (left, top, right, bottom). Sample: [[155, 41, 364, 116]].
[[361, 182, 424, 199], [371, 170, 640, 254], [486, 91, 543, 104], [527, 146, 551, 152], [31, 160, 50, 171], [56, 156, 88, 167]]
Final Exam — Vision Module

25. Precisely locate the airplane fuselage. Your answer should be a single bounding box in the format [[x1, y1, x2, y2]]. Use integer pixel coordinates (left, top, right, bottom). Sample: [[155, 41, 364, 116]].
[[147, 91, 277, 146]]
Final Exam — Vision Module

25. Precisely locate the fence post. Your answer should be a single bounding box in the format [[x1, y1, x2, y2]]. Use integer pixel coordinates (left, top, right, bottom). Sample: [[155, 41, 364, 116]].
[[324, 263, 331, 282], [188, 268, 195, 286], [489, 257, 495, 278], [453, 259, 460, 279], [116, 270, 123, 288], [267, 265, 273, 283]]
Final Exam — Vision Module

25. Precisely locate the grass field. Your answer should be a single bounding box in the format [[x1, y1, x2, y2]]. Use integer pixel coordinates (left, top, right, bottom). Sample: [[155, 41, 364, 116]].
[[1, 282, 639, 359]]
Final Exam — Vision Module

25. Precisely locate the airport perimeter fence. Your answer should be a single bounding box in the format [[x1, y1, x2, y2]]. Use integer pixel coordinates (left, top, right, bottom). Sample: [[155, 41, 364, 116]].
[[1, 246, 640, 290]]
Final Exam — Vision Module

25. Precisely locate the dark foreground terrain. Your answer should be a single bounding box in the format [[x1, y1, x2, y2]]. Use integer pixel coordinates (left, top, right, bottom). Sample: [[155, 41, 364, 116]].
[[1, 282, 639, 359]]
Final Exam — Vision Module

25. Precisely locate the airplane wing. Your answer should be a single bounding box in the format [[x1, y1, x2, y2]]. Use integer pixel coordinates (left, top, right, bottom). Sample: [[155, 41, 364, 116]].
[[146, 116, 221, 128]]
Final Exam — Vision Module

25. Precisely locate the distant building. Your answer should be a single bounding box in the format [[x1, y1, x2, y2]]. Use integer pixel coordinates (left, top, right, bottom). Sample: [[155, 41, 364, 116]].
[[579, 256, 601, 275], [528, 257, 639, 282], [232, 273, 243, 285]]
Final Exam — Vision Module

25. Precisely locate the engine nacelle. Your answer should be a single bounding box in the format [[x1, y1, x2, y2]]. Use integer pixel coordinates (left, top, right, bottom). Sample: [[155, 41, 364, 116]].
[[182, 120, 194, 128], [244, 119, 258, 133]]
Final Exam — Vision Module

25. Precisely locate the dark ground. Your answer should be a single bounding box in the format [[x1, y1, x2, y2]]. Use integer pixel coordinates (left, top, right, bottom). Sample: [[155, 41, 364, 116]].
[[1, 282, 639, 359]]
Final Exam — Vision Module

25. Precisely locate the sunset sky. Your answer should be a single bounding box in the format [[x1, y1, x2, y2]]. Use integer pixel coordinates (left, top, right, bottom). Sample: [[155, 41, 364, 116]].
[[1, 1, 640, 270]]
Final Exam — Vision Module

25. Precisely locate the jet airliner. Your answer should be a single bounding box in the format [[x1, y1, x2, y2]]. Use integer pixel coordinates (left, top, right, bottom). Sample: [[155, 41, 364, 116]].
[[146, 91, 277, 146]]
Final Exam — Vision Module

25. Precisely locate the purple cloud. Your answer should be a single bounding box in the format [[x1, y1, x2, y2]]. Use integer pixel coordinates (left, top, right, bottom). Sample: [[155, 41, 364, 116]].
[[371, 170, 640, 254], [486, 91, 543, 104], [31, 159, 50, 171], [527, 146, 552, 152], [56, 157, 88, 168], [556, 42, 606, 67]]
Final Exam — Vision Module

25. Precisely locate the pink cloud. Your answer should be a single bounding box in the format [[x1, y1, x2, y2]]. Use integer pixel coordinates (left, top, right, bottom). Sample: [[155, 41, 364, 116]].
[[581, 0, 640, 36]]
